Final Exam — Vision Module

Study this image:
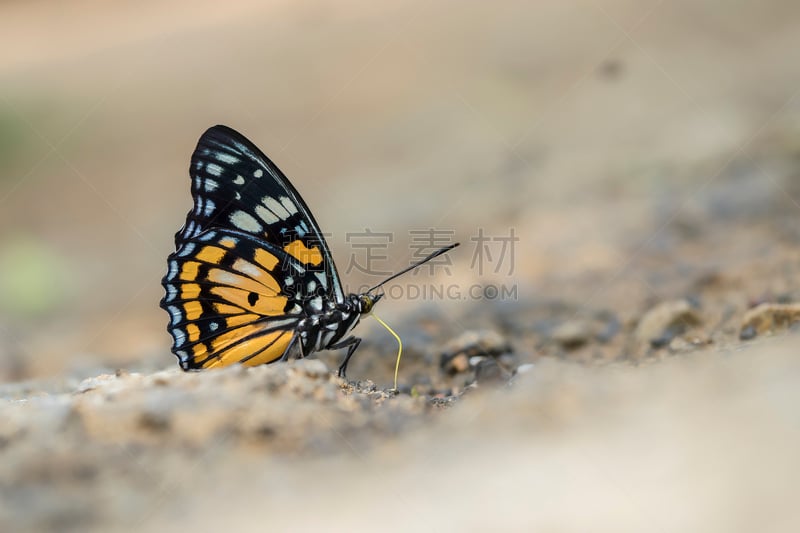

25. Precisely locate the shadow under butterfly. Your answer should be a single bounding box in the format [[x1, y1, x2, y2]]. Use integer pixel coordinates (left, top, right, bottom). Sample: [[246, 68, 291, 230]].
[[160, 125, 458, 377]]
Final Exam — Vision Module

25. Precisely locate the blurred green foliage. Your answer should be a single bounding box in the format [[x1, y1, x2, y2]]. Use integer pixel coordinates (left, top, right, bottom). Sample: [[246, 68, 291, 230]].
[[0, 236, 69, 318], [0, 110, 31, 177]]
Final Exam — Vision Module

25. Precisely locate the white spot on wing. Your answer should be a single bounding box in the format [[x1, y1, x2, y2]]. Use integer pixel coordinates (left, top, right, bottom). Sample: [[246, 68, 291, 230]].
[[255, 205, 280, 224], [177, 242, 196, 257], [166, 284, 177, 301], [167, 260, 179, 280], [235, 192, 242, 200], [280, 197, 298, 214], [254, 169, 264, 178], [209, 322, 219, 332], [229, 211, 262, 232], [310, 296, 323, 312], [202, 199, 215, 217], [215, 152, 239, 165], [206, 163, 223, 177], [204, 179, 218, 192], [214, 271, 241, 286], [307, 280, 317, 292], [167, 305, 182, 325], [268, 318, 298, 328], [173, 330, 186, 347], [234, 175, 245, 185], [263, 196, 290, 217], [235, 259, 264, 279]]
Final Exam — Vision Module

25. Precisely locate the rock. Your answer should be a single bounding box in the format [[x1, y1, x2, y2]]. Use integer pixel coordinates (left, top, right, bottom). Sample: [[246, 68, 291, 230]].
[[594, 312, 621, 343], [76, 374, 119, 394], [515, 363, 535, 375], [550, 320, 594, 350], [474, 358, 510, 384], [468, 355, 486, 367], [740, 303, 800, 340], [668, 336, 690, 353], [497, 353, 518, 369], [739, 324, 757, 340], [635, 299, 703, 349], [442, 353, 470, 375], [440, 330, 511, 375], [355, 380, 377, 393]]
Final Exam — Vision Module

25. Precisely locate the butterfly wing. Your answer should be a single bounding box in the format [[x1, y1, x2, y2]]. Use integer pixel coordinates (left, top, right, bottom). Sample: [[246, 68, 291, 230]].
[[161, 228, 323, 369], [176, 125, 344, 304], [161, 125, 344, 369]]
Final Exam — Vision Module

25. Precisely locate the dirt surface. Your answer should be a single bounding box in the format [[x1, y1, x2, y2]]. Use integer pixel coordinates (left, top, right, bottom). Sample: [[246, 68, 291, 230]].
[[1, 1, 800, 531]]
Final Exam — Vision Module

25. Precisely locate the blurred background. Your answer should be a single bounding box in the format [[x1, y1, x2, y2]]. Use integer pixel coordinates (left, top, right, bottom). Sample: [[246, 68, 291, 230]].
[[0, 0, 799, 381], [2, 2, 800, 533]]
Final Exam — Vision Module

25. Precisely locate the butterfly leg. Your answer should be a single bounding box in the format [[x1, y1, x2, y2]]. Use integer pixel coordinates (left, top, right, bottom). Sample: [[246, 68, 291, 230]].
[[330, 336, 361, 378], [279, 333, 303, 362]]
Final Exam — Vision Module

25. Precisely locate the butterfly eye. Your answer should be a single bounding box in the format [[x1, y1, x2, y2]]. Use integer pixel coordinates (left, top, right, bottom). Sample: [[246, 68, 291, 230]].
[[360, 295, 374, 314]]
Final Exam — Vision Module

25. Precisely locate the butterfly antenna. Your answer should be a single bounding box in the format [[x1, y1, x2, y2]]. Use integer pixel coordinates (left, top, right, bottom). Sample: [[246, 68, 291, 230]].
[[367, 242, 460, 293]]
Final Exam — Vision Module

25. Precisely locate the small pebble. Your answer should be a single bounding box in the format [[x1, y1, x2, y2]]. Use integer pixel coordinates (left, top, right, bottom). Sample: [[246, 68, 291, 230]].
[[474, 358, 510, 384], [440, 330, 511, 374], [356, 380, 377, 393], [740, 303, 800, 340], [442, 353, 470, 375], [515, 363, 535, 375], [76, 374, 121, 394], [636, 299, 703, 348], [468, 355, 485, 367], [594, 312, 621, 343], [551, 320, 593, 350]]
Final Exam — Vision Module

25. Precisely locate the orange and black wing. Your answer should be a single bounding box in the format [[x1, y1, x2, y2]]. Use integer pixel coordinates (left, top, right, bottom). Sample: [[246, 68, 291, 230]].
[[176, 125, 344, 303], [161, 228, 320, 369], [161, 125, 345, 369]]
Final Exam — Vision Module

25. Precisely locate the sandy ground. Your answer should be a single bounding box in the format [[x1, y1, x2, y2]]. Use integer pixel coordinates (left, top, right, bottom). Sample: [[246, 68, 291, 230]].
[[1, 1, 799, 531]]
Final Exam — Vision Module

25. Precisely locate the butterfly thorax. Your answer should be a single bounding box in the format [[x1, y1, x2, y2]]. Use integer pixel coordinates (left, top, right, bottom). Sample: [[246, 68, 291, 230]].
[[296, 293, 379, 355]]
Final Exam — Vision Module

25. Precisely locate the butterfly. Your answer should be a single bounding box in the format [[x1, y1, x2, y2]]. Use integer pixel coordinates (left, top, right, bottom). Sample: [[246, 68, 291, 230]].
[[161, 125, 458, 377]]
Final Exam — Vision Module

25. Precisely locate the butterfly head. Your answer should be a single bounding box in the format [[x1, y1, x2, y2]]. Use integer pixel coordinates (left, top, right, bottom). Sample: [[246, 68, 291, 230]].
[[347, 292, 383, 315]]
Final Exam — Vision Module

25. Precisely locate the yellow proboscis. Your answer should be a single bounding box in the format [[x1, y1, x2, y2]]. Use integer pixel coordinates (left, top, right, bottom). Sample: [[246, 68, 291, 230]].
[[371, 312, 402, 392]]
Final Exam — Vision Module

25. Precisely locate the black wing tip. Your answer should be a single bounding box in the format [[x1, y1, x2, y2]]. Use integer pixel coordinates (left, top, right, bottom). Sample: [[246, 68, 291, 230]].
[[205, 124, 238, 136], [200, 124, 248, 145], [194, 124, 268, 167]]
